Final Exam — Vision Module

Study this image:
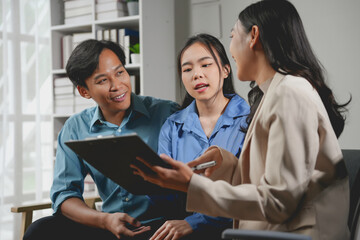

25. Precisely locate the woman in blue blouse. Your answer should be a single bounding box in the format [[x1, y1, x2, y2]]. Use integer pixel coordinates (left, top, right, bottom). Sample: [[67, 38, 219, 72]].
[[153, 34, 250, 240]]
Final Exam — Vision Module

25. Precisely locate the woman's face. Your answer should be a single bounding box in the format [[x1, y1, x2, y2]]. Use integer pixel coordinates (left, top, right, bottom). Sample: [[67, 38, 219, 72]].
[[180, 42, 228, 103], [230, 20, 254, 82]]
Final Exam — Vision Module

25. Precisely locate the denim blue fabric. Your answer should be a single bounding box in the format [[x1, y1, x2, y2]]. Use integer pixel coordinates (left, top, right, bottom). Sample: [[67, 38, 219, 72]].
[[158, 94, 250, 231], [51, 93, 179, 224]]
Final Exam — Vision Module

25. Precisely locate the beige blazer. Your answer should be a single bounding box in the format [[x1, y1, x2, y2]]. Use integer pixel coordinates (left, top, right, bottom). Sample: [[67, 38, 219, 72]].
[[186, 73, 350, 240]]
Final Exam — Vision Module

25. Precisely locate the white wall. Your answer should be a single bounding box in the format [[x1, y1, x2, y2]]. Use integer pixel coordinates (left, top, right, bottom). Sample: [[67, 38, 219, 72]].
[[184, 0, 360, 149]]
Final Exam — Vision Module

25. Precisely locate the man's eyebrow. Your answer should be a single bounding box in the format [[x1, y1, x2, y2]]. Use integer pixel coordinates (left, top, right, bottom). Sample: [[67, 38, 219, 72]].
[[94, 73, 106, 80], [93, 64, 123, 80], [181, 56, 212, 68], [113, 64, 123, 71]]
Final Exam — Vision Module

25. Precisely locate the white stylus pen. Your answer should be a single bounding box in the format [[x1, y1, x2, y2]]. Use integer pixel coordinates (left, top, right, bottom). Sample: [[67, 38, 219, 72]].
[[191, 160, 217, 171]]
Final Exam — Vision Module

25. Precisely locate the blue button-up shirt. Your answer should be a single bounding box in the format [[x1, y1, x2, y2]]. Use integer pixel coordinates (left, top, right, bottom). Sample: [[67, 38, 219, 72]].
[[158, 94, 250, 231], [50, 93, 179, 224]]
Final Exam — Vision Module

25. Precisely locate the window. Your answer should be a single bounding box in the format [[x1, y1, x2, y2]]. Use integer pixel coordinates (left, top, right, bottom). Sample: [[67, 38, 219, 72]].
[[0, 0, 51, 239]]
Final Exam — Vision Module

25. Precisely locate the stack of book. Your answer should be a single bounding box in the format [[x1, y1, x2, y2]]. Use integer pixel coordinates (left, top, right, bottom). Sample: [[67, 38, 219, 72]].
[[97, 28, 139, 65], [130, 75, 137, 94], [53, 77, 74, 115], [74, 90, 96, 113], [62, 32, 93, 68], [64, 0, 93, 25], [54, 77, 97, 114], [96, 0, 128, 21]]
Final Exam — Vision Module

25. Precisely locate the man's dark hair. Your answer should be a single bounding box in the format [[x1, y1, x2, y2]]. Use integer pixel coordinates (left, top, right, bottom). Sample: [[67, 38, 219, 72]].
[[66, 39, 126, 88]]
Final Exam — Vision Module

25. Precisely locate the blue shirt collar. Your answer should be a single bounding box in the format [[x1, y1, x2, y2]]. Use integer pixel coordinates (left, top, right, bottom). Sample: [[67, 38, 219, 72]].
[[175, 94, 248, 123], [173, 94, 249, 135], [89, 93, 151, 132], [222, 94, 250, 121]]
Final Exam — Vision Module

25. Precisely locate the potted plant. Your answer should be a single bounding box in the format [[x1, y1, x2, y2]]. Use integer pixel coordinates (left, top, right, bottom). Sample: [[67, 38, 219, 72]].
[[126, 0, 139, 16], [129, 43, 140, 64]]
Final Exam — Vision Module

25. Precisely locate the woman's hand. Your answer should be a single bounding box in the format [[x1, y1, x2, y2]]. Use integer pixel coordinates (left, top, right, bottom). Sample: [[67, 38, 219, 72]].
[[131, 154, 193, 193], [187, 146, 223, 177], [150, 220, 193, 240], [103, 212, 150, 239]]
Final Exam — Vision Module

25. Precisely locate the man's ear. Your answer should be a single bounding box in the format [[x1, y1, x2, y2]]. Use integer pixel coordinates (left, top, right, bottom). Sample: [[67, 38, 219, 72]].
[[77, 85, 91, 99], [249, 25, 260, 49]]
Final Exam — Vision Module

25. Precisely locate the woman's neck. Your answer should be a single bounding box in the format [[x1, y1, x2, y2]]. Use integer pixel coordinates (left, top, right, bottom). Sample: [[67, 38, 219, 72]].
[[196, 93, 230, 137], [196, 94, 229, 118], [254, 53, 276, 86]]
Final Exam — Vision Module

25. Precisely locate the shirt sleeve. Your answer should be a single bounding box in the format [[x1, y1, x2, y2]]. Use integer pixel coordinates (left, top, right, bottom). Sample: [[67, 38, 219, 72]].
[[185, 212, 232, 231], [157, 118, 174, 157], [50, 121, 87, 213], [187, 84, 322, 223]]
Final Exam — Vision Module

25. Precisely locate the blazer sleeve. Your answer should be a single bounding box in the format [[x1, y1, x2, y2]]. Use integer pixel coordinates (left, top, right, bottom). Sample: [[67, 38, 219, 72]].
[[186, 84, 325, 223]]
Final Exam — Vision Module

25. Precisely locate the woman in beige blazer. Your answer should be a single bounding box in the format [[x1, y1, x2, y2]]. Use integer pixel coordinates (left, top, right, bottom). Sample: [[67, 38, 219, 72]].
[[132, 0, 351, 239]]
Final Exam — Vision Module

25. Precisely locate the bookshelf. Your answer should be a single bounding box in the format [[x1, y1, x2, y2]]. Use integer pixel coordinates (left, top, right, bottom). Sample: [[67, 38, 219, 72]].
[[49, 0, 177, 187]]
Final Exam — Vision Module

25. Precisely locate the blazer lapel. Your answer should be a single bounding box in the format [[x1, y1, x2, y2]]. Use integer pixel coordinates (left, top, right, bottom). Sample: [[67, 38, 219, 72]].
[[240, 72, 286, 183]]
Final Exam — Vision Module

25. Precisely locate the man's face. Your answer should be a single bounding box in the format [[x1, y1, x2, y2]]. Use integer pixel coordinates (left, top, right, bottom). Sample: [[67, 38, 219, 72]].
[[77, 49, 132, 123]]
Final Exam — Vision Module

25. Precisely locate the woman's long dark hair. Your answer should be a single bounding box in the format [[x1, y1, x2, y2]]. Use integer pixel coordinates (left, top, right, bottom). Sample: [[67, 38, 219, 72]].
[[177, 34, 236, 109], [239, 0, 350, 137]]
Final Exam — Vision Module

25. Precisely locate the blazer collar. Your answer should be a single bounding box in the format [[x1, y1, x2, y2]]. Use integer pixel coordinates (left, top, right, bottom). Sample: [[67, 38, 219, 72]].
[[242, 72, 286, 150]]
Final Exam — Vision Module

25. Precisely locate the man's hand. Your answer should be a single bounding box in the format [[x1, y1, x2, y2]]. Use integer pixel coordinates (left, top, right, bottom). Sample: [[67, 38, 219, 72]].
[[103, 212, 150, 239], [61, 198, 150, 239], [150, 220, 193, 240]]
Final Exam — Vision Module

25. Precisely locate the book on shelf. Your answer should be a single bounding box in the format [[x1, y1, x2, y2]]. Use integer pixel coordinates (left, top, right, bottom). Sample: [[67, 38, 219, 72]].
[[96, 29, 103, 40], [130, 75, 136, 93], [74, 95, 95, 105], [96, 1, 127, 13], [98, 29, 119, 43], [54, 77, 72, 87], [96, 9, 128, 21], [74, 94, 96, 107], [64, 0, 91, 9], [73, 32, 93, 49], [103, 29, 110, 41], [115, 28, 139, 65], [62, 35, 73, 68], [62, 32, 93, 68], [124, 34, 139, 65], [55, 95, 75, 106], [54, 93, 75, 115], [110, 29, 118, 43], [75, 99, 97, 113], [96, 0, 123, 4], [118, 28, 138, 47], [54, 85, 74, 95], [64, 5, 92, 18], [64, 14, 92, 25]]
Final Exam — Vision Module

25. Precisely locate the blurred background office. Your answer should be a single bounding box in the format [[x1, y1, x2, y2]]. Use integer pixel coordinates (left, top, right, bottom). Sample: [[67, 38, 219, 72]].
[[0, 0, 359, 239]]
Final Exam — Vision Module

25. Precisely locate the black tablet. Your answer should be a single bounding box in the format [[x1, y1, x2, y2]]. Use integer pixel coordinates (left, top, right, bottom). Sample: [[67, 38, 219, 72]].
[[65, 133, 173, 195]]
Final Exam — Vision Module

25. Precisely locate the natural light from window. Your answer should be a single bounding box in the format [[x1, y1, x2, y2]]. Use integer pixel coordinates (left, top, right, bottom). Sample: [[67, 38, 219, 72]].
[[0, 0, 52, 239]]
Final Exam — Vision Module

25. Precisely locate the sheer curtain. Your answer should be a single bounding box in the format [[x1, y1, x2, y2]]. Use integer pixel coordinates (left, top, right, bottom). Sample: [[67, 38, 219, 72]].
[[0, 0, 52, 239]]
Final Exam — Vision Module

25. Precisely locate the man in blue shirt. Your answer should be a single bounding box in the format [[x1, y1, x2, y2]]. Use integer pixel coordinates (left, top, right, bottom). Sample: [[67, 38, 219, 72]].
[[24, 40, 179, 240]]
